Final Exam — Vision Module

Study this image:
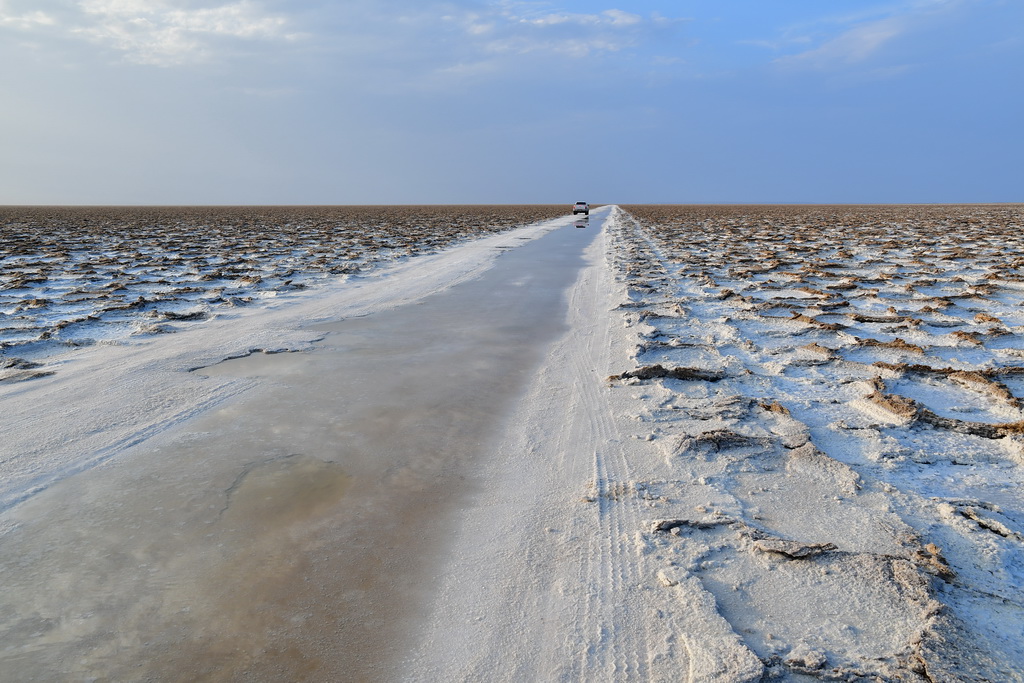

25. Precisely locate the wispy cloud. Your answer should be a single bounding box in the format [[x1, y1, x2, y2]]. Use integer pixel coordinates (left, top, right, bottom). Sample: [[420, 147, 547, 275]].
[[514, 8, 642, 28], [75, 0, 293, 66], [777, 15, 907, 68], [370, 2, 689, 90], [3, 1, 687, 74], [771, 0, 971, 71], [443, 3, 684, 62], [0, 0, 55, 29], [0, 0, 294, 66]]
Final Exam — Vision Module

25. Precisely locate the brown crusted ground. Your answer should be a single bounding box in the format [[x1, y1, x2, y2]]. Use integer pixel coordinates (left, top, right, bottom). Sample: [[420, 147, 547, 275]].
[[0, 205, 569, 264]]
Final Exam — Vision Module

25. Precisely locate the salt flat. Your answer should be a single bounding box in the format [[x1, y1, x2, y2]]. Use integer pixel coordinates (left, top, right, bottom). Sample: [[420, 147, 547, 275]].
[[410, 204, 1024, 681], [2, 204, 1023, 681], [597, 206, 1024, 681]]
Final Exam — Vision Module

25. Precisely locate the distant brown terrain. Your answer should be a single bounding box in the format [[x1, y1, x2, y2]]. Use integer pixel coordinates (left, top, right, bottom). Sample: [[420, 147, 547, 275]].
[[0, 205, 568, 360]]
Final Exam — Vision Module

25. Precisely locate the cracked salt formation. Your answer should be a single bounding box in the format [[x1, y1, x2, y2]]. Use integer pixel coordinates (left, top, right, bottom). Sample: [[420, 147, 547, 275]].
[[0, 205, 567, 379], [609, 204, 1024, 680]]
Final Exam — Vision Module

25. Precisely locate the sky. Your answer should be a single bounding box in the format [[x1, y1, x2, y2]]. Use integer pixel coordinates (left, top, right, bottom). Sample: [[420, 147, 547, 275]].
[[1, 0, 1021, 205]]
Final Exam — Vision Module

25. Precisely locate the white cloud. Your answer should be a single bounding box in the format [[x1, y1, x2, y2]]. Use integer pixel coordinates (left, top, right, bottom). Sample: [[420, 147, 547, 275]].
[[2, 0, 293, 66], [161, 3, 287, 38], [601, 9, 642, 27], [0, 0, 55, 30], [777, 16, 906, 68], [461, 13, 495, 36], [397, 3, 686, 91], [453, 4, 668, 60], [508, 6, 642, 29], [772, 0, 974, 71]]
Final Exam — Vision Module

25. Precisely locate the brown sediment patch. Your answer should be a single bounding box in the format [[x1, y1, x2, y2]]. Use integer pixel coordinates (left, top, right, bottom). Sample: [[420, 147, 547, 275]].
[[800, 342, 836, 358], [857, 337, 926, 354], [951, 330, 984, 345], [649, 517, 733, 532], [0, 357, 41, 371], [17, 298, 51, 310], [712, 289, 752, 303], [849, 313, 918, 324], [872, 362, 1024, 379], [51, 317, 90, 331], [5, 277, 48, 290], [864, 380, 919, 419], [636, 304, 687, 322], [751, 538, 837, 559], [759, 400, 791, 415], [674, 429, 775, 456], [948, 371, 1021, 408], [609, 364, 726, 382], [160, 310, 209, 322], [912, 543, 956, 581], [944, 501, 1024, 543], [0, 356, 55, 383], [789, 311, 844, 330], [863, 378, 1024, 438], [917, 410, 1024, 439]]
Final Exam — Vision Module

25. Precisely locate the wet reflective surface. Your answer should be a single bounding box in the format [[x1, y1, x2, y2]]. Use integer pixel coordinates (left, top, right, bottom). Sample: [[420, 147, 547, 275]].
[[0, 216, 599, 681]]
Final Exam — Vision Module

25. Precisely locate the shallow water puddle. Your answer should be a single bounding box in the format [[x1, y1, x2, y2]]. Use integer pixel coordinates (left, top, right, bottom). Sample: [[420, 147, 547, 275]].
[[0, 215, 600, 681]]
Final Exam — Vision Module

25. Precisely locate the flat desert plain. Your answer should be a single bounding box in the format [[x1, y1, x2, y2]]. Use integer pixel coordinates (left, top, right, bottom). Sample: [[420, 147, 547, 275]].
[[1, 204, 1023, 681]]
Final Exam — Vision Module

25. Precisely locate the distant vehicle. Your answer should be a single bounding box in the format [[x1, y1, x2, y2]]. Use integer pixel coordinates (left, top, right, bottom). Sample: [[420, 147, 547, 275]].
[[572, 201, 589, 215]]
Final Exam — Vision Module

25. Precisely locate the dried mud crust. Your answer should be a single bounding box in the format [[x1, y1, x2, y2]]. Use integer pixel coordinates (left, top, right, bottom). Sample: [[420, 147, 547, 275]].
[[0, 205, 567, 371], [606, 205, 1024, 681]]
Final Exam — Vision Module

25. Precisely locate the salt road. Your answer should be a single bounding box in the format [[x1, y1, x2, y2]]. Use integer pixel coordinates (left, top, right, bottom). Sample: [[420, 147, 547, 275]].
[[0, 211, 602, 680]]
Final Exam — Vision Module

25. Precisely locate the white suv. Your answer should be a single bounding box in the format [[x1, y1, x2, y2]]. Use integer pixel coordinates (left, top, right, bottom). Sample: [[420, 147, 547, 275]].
[[572, 201, 589, 215]]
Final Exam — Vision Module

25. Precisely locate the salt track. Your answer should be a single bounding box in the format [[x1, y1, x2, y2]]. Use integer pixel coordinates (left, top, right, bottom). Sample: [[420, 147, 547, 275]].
[[2, 205, 1024, 680]]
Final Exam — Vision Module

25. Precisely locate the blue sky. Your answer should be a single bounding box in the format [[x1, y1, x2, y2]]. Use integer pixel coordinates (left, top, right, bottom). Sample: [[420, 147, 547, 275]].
[[2, 0, 1021, 204]]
